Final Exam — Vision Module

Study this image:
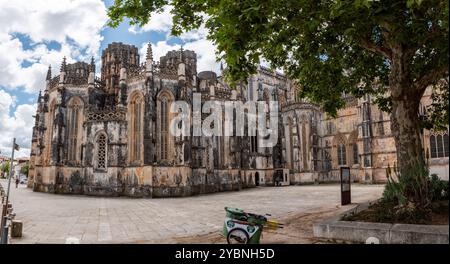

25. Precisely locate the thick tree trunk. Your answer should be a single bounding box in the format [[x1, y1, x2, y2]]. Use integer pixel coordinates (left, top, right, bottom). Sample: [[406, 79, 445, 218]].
[[390, 93, 424, 172], [389, 49, 426, 174], [390, 93, 430, 208], [388, 49, 429, 208]]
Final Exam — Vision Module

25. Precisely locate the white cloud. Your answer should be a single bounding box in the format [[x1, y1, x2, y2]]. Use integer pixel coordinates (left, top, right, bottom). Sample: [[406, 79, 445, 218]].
[[129, 6, 173, 34], [178, 25, 209, 42], [0, 0, 107, 54], [0, 90, 36, 157], [0, 0, 108, 93], [0, 0, 107, 157], [184, 39, 220, 73]]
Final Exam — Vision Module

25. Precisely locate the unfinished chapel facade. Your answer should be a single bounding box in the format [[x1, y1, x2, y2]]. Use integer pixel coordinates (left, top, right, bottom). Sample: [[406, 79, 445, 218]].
[[27, 42, 449, 197]]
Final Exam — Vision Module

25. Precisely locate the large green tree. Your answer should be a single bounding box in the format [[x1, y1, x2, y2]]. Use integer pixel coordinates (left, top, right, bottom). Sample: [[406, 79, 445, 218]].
[[20, 162, 29, 176], [108, 0, 448, 205], [1, 161, 10, 175]]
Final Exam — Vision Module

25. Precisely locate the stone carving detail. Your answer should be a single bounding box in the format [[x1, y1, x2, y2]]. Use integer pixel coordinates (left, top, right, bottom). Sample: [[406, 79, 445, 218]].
[[48, 76, 60, 89], [96, 134, 107, 170], [128, 64, 146, 80], [86, 109, 126, 122]]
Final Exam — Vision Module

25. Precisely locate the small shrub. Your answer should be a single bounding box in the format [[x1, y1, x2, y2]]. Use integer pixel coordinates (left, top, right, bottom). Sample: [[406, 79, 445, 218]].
[[380, 162, 448, 222], [428, 174, 449, 201], [381, 165, 407, 205]]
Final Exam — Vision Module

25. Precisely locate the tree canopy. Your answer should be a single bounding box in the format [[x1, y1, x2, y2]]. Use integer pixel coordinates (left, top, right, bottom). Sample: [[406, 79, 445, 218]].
[[0, 161, 10, 174], [20, 162, 29, 176], [108, 0, 448, 121]]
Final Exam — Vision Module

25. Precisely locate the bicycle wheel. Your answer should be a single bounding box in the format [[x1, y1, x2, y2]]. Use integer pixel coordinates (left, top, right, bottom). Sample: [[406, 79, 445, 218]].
[[227, 228, 250, 244]]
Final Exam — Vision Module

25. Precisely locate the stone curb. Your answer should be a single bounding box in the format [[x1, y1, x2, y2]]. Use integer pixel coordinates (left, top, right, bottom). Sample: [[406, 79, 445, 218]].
[[313, 201, 449, 244]]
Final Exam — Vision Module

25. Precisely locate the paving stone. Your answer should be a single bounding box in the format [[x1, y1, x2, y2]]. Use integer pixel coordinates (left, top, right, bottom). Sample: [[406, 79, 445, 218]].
[[3, 179, 383, 244]]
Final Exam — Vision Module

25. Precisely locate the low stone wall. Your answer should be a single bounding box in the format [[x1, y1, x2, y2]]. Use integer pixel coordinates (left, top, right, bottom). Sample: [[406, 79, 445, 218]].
[[313, 201, 449, 244]]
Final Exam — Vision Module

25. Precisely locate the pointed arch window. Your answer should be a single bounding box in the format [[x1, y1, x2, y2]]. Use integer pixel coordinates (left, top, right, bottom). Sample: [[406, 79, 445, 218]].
[[430, 132, 449, 158], [430, 135, 437, 158], [437, 135, 444, 157], [251, 135, 258, 153], [67, 97, 83, 163], [444, 134, 449, 157], [352, 143, 359, 164], [44, 100, 57, 165], [129, 94, 144, 164], [287, 118, 294, 169], [159, 94, 171, 161], [302, 122, 308, 170], [95, 133, 107, 170], [337, 144, 347, 166]]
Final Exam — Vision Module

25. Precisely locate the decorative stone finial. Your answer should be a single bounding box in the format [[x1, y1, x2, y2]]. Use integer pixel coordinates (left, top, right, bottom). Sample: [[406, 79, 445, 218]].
[[46, 65, 52, 81], [179, 45, 184, 61], [146, 42, 153, 61], [146, 43, 154, 75], [90, 56, 95, 72], [60, 57, 67, 72], [88, 57, 95, 85], [178, 45, 186, 79], [59, 57, 67, 84]]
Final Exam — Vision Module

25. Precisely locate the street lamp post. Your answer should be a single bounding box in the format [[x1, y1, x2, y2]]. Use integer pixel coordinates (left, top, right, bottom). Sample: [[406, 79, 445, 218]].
[[1, 138, 19, 244]]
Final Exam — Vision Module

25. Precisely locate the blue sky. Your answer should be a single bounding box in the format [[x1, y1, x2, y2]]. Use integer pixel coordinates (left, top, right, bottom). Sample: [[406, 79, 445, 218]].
[[0, 0, 219, 157]]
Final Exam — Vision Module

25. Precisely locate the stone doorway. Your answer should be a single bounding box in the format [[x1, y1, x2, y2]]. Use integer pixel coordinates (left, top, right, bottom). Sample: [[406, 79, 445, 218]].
[[255, 172, 260, 186]]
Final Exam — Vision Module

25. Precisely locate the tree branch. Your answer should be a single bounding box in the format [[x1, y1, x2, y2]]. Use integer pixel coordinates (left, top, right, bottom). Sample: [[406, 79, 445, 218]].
[[414, 65, 449, 92], [359, 38, 392, 59]]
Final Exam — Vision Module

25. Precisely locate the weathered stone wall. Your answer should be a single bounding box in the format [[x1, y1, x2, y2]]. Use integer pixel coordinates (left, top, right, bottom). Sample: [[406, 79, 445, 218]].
[[32, 165, 253, 197], [291, 172, 315, 185]]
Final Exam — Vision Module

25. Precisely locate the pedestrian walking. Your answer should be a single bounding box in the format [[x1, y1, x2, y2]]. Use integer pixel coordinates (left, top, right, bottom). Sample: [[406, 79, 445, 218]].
[[15, 177, 19, 188]]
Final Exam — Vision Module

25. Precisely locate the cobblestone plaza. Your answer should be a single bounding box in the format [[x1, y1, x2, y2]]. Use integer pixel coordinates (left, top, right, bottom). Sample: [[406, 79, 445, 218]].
[[2, 179, 383, 244]]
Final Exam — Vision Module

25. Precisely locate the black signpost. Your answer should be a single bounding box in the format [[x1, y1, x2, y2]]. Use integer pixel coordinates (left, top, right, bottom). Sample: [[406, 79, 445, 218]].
[[340, 167, 351, 205]]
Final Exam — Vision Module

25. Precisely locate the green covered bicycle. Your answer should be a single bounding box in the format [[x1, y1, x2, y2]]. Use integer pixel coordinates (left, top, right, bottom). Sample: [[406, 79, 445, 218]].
[[222, 207, 283, 244]]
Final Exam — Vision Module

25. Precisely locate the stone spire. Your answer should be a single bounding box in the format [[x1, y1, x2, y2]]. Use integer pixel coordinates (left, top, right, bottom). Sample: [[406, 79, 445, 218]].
[[59, 57, 66, 84], [90, 56, 95, 72], [118, 56, 128, 106], [46, 65, 52, 81], [60, 57, 66, 72], [146, 42, 153, 61], [146, 42, 153, 76], [37, 90, 42, 104], [179, 45, 184, 61], [88, 56, 95, 86], [178, 45, 186, 81]]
